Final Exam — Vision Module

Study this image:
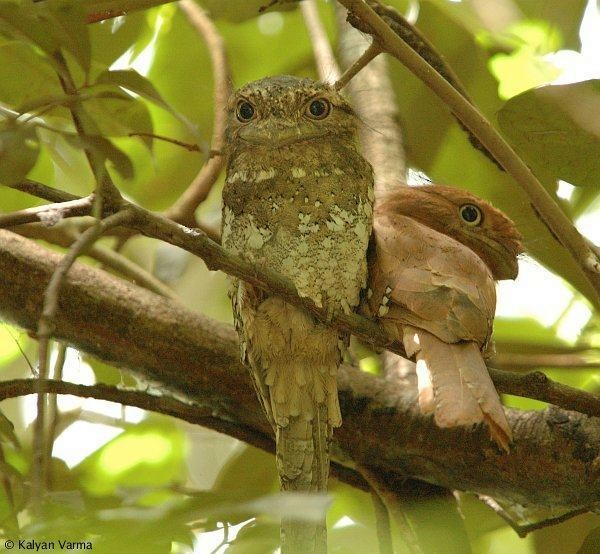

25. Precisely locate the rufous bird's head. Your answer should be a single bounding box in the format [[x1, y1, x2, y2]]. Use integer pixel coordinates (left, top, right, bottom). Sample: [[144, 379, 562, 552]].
[[377, 185, 524, 280]]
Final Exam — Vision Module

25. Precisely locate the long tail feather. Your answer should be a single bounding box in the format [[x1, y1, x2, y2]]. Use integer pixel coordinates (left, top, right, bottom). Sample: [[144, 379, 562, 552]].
[[403, 326, 512, 451]]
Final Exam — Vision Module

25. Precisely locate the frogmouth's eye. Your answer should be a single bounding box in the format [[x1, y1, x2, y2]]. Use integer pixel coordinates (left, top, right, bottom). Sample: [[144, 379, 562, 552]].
[[306, 98, 331, 119], [236, 100, 256, 122], [459, 204, 483, 226]]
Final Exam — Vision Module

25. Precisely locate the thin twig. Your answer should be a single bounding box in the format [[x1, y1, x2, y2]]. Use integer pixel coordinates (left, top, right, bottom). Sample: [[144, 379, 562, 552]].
[[83, 0, 174, 23], [0, 196, 94, 228], [301, 0, 341, 82], [15, 224, 178, 299], [334, 42, 381, 91], [165, 0, 232, 228], [52, 51, 123, 215], [369, 483, 394, 554], [4, 180, 79, 203], [490, 368, 600, 416], [44, 342, 67, 489], [128, 132, 202, 152], [359, 466, 422, 554], [490, 352, 600, 371], [336, 0, 600, 307], [335, 6, 405, 196], [31, 209, 133, 506]]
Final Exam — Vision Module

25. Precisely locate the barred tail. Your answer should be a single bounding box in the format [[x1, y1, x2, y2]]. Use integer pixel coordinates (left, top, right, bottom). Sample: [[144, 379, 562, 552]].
[[278, 403, 331, 554]]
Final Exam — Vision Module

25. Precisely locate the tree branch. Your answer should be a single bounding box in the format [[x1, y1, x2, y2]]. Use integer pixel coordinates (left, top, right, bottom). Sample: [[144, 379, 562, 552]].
[[336, 4, 406, 196], [164, 0, 231, 229], [301, 0, 341, 82], [337, 0, 600, 308], [1, 230, 598, 517], [0, 196, 94, 228], [490, 369, 600, 416], [1, 185, 598, 417], [14, 223, 177, 299]]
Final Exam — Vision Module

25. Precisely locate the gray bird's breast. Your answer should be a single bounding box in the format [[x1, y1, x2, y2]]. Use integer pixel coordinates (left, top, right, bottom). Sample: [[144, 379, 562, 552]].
[[222, 143, 374, 310]]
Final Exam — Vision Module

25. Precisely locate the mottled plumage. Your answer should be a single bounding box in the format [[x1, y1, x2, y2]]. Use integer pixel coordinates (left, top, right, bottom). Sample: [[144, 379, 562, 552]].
[[366, 185, 523, 451], [222, 76, 373, 551]]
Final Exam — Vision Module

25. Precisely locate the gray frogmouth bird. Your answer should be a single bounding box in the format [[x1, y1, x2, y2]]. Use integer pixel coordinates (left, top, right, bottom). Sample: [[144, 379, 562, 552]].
[[221, 76, 373, 550]]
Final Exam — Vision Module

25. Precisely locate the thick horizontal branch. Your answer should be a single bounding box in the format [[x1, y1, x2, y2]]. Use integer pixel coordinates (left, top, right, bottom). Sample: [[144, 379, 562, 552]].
[[1, 230, 599, 514], [0, 378, 366, 491], [2, 183, 598, 418]]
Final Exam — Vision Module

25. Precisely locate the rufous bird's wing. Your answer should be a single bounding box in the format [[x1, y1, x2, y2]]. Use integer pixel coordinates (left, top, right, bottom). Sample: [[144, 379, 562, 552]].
[[368, 213, 495, 345], [368, 212, 511, 450]]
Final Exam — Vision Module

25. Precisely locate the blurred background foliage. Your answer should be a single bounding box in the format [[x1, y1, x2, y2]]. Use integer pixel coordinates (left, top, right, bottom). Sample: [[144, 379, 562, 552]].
[[0, 0, 598, 552]]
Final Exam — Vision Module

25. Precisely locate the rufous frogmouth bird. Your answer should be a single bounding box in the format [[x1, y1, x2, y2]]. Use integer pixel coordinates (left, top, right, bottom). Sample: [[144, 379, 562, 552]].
[[365, 184, 523, 451]]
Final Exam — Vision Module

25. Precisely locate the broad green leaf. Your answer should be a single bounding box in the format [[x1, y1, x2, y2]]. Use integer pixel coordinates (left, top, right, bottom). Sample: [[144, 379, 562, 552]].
[[89, 12, 152, 67], [77, 422, 186, 495], [63, 132, 134, 180], [578, 527, 600, 554], [84, 89, 154, 148], [498, 80, 600, 189], [489, 48, 561, 100], [0, 41, 62, 106], [36, 0, 91, 75], [0, 2, 59, 61], [0, 323, 30, 365], [212, 445, 277, 506], [0, 119, 39, 185], [95, 69, 200, 141], [227, 520, 279, 554], [513, 0, 587, 51]]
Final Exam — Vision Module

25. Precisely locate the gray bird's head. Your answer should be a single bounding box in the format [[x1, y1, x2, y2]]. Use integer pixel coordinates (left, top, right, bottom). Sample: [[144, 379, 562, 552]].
[[224, 75, 359, 155]]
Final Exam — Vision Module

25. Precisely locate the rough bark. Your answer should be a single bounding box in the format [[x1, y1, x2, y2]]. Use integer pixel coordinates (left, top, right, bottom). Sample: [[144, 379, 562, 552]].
[[0, 230, 599, 514]]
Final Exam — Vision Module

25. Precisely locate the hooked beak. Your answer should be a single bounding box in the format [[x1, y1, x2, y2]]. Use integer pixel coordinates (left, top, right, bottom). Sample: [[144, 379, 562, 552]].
[[479, 235, 520, 280]]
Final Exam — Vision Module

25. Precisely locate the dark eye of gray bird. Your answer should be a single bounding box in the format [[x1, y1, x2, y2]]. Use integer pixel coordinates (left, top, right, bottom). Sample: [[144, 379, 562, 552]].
[[306, 98, 330, 119], [459, 204, 482, 225], [237, 101, 255, 121]]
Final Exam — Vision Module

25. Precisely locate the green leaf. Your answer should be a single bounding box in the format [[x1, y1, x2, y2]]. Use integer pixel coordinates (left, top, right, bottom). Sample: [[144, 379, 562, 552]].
[[0, 2, 60, 60], [77, 422, 186, 495], [36, 0, 91, 75], [513, 0, 587, 51], [578, 527, 600, 554], [95, 69, 200, 141], [84, 88, 154, 148], [498, 80, 600, 189], [89, 11, 152, 67], [0, 409, 18, 447], [63, 133, 134, 180], [0, 41, 62, 106], [0, 119, 40, 185]]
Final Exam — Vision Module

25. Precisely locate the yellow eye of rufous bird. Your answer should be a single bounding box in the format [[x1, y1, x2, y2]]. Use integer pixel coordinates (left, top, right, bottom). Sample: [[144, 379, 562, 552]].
[[365, 184, 524, 451]]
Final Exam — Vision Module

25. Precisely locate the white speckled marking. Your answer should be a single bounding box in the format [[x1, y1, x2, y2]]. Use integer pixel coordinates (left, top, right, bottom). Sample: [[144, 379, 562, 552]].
[[291, 167, 306, 178], [378, 305, 390, 317], [255, 167, 276, 182]]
